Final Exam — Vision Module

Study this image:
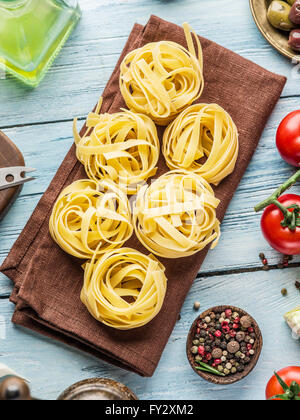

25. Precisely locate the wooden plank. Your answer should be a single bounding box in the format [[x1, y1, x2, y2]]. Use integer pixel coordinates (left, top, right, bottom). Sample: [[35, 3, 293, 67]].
[[0, 0, 297, 128], [0, 267, 298, 400], [0, 0, 299, 402]]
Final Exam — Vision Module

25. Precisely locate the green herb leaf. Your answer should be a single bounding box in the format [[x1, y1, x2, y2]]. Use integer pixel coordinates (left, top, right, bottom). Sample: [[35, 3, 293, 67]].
[[195, 366, 225, 377], [195, 367, 213, 373], [289, 381, 300, 396], [195, 361, 225, 377], [274, 371, 289, 392], [269, 394, 290, 401]]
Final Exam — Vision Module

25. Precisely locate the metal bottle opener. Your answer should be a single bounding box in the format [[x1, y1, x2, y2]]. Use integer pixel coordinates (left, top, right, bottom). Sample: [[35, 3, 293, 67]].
[[0, 166, 35, 191]]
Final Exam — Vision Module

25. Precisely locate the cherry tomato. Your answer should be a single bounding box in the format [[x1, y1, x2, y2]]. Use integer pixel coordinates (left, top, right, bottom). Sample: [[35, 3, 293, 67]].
[[266, 367, 300, 400], [276, 110, 300, 167], [261, 194, 300, 255]]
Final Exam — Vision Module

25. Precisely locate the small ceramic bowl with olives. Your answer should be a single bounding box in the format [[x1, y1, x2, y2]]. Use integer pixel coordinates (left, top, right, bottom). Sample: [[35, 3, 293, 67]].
[[186, 305, 263, 385], [268, 0, 300, 51], [250, 0, 300, 60]]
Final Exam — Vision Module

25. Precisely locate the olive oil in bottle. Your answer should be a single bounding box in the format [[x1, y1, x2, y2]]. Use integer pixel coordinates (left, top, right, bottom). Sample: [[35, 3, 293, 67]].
[[0, 0, 81, 87]]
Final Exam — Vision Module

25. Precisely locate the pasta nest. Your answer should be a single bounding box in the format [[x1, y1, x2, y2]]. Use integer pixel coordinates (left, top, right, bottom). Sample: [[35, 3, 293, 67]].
[[74, 103, 160, 195], [133, 170, 220, 259], [81, 248, 167, 330], [119, 23, 204, 125], [163, 104, 239, 185], [49, 179, 133, 259]]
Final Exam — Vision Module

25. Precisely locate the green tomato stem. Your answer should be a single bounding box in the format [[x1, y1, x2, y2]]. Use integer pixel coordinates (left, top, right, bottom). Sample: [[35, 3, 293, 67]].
[[268, 372, 300, 400], [255, 169, 300, 212], [254, 169, 300, 231]]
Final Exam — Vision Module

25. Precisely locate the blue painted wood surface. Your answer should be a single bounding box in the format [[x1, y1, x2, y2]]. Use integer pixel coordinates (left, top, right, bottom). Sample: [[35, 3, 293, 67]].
[[0, 0, 300, 400]]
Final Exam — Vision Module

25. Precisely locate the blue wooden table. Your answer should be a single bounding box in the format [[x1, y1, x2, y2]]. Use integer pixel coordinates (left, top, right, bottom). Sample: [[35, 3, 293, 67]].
[[0, 0, 300, 400]]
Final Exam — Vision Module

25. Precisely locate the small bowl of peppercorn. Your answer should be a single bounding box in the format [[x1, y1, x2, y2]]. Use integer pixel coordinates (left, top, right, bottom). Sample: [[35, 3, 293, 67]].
[[186, 306, 263, 385]]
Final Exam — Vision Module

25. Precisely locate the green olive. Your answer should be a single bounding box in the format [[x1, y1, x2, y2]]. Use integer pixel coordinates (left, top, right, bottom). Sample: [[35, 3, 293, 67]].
[[267, 1, 295, 31], [287, 0, 296, 5]]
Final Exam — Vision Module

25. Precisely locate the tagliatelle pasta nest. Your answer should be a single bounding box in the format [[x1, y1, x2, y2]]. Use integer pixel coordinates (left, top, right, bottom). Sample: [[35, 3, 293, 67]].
[[81, 248, 167, 330], [163, 104, 239, 185], [49, 179, 133, 259], [73, 100, 160, 195], [119, 23, 204, 125], [133, 170, 220, 259]]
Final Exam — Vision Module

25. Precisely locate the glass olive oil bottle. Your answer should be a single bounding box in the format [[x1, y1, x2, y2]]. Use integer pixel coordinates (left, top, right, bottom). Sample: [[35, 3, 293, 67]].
[[0, 0, 81, 87]]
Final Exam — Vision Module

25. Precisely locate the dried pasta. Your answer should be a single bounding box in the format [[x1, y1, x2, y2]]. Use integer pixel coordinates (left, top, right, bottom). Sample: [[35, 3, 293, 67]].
[[81, 248, 167, 330], [163, 104, 239, 185], [49, 179, 133, 259], [73, 100, 160, 195], [133, 170, 220, 259], [119, 23, 204, 125]]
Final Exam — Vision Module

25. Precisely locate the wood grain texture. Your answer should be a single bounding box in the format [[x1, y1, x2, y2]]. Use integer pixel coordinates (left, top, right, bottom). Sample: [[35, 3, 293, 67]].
[[0, 0, 298, 129], [0, 268, 299, 400], [0, 0, 300, 401]]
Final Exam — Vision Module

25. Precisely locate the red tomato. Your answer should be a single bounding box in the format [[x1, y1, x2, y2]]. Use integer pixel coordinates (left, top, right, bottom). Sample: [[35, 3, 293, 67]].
[[276, 111, 300, 167], [261, 194, 300, 255], [266, 367, 300, 400]]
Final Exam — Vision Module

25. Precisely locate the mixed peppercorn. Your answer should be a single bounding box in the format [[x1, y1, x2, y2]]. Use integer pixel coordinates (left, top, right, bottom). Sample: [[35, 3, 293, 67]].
[[258, 253, 300, 297], [190, 308, 257, 377], [259, 252, 294, 271]]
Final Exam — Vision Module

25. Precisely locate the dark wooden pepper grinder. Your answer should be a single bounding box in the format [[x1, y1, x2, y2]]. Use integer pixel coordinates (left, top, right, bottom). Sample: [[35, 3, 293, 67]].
[[0, 376, 32, 401]]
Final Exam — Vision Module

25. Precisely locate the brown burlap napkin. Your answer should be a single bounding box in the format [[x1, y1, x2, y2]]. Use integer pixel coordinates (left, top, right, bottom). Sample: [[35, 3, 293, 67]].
[[0, 16, 286, 377]]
